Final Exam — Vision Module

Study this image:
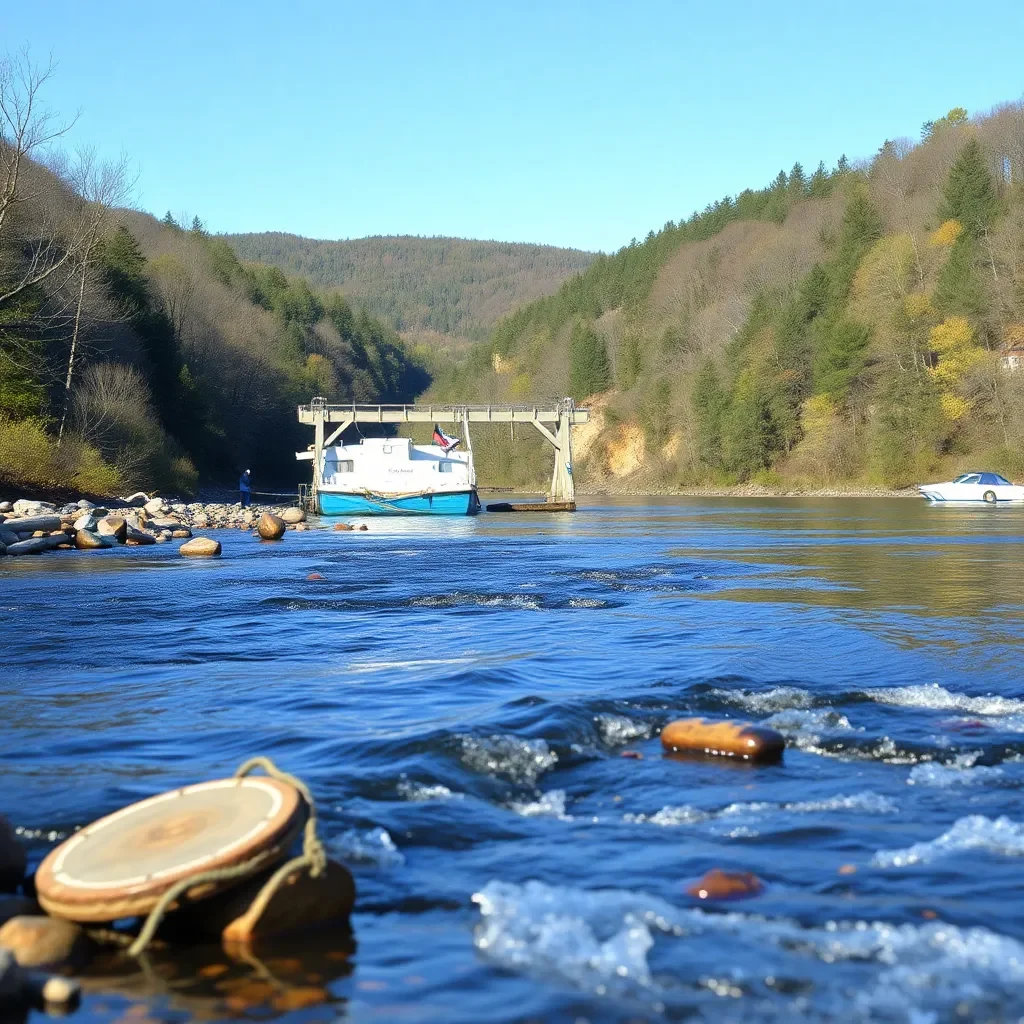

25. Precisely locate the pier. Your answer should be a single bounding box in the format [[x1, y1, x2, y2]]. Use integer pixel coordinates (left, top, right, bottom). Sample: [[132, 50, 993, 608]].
[[297, 399, 590, 508]]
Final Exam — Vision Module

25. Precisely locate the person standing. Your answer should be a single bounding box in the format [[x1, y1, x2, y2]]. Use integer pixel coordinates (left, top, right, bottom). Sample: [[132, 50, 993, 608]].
[[239, 468, 252, 508]]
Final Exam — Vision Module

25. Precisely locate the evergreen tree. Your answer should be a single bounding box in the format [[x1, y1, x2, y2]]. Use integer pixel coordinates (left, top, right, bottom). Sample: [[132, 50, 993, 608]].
[[162, 211, 177, 229], [809, 160, 831, 197], [568, 319, 610, 401], [939, 138, 998, 237], [788, 162, 806, 196], [836, 154, 850, 174], [190, 215, 206, 235], [692, 359, 728, 467]]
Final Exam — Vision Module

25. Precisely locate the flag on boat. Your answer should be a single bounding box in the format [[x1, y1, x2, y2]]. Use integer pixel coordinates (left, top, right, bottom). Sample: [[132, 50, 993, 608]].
[[433, 424, 461, 451]]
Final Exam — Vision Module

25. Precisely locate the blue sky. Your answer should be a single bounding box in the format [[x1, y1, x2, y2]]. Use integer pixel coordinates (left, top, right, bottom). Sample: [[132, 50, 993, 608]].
[[7, 1, 1024, 252]]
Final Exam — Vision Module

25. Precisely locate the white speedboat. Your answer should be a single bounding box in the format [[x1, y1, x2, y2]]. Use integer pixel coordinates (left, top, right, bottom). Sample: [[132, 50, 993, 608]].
[[918, 472, 1024, 504]]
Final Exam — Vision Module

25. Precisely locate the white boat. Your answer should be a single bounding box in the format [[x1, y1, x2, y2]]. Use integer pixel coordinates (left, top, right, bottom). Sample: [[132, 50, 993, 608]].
[[299, 432, 480, 516], [918, 472, 1024, 505]]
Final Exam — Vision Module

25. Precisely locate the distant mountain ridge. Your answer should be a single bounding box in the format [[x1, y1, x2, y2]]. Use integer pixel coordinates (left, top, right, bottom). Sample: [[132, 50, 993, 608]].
[[222, 232, 595, 343]]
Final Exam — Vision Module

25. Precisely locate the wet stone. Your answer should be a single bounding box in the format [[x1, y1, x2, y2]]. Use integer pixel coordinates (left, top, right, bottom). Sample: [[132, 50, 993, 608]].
[[686, 869, 764, 901], [0, 915, 91, 968], [258, 513, 286, 540], [180, 537, 222, 557], [280, 507, 306, 524], [97, 516, 127, 542]]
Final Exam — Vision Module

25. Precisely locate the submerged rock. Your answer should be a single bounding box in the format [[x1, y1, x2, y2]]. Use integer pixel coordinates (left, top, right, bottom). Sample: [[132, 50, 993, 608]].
[[0, 915, 91, 968], [180, 537, 222, 557], [257, 513, 286, 540], [686, 868, 764, 901]]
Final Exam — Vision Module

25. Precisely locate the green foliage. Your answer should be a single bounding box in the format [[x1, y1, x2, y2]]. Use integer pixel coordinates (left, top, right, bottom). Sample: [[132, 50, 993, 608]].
[[692, 359, 728, 467], [225, 233, 595, 340], [940, 138, 999, 237], [568, 319, 610, 400], [933, 235, 986, 319]]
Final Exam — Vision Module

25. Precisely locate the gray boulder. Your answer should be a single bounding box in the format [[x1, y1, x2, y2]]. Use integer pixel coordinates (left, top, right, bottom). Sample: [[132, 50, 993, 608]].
[[0, 516, 61, 534]]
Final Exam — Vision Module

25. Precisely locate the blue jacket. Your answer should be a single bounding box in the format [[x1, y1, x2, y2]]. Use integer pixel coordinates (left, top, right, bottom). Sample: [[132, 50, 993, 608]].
[[239, 473, 251, 492]]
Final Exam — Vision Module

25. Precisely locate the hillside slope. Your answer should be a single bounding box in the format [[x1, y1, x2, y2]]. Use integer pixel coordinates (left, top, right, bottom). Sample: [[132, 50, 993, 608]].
[[0, 156, 426, 496], [430, 104, 1024, 492], [223, 233, 595, 347]]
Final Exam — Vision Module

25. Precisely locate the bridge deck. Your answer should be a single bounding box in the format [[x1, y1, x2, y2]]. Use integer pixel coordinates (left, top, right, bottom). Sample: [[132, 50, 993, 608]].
[[297, 403, 590, 425]]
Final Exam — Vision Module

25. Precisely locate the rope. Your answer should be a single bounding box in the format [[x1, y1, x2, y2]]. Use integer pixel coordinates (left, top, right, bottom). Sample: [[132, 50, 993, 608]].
[[126, 757, 326, 957]]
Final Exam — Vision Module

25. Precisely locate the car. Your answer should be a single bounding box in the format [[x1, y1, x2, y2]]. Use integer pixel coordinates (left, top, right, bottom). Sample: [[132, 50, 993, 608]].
[[918, 471, 1024, 504]]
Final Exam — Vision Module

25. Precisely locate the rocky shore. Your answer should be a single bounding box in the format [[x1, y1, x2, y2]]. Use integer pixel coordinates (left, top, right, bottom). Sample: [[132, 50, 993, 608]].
[[0, 493, 316, 558]]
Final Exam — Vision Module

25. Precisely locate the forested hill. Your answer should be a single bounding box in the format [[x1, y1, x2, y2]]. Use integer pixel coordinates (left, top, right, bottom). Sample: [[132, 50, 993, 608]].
[[0, 81, 427, 497], [223, 233, 595, 345], [430, 104, 1024, 492]]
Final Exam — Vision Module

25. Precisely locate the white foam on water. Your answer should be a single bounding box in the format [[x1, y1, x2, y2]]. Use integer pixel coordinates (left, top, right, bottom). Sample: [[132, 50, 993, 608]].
[[472, 880, 669, 994], [471, 879, 1024, 1018], [411, 592, 542, 610], [459, 734, 558, 785], [709, 685, 815, 714], [567, 596, 610, 608], [866, 683, 1024, 717], [761, 707, 861, 756], [625, 792, 894, 830], [333, 826, 406, 867], [624, 804, 709, 827], [907, 752, 1005, 788], [594, 713, 652, 746], [509, 789, 572, 820], [873, 815, 1024, 867], [396, 779, 463, 802]]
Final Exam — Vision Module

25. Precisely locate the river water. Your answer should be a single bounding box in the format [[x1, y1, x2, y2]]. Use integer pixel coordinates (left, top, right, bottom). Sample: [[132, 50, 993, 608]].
[[4, 496, 1024, 1023]]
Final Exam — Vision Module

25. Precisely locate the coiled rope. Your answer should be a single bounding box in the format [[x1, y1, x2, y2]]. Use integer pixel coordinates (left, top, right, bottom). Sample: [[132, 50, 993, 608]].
[[127, 757, 326, 957]]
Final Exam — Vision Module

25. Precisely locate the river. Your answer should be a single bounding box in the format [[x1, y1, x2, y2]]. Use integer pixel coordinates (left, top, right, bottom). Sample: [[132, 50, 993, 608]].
[[3, 496, 1024, 1023]]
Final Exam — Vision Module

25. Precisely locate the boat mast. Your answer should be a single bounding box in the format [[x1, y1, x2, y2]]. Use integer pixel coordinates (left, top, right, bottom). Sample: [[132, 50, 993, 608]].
[[462, 408, 476, 487]]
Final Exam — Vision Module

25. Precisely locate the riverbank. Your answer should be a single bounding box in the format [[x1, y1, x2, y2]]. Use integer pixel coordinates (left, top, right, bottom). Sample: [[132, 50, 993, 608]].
[[0, 494, 315, 557]]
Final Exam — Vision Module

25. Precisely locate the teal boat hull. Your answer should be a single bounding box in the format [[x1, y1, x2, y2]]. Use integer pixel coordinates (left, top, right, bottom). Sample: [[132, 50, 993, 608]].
[[319, 489, 480, 516]]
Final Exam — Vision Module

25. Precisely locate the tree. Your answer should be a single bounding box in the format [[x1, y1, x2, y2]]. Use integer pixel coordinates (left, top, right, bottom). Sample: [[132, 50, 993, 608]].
[[788, 162, 806, 196], [691, 359, 728, 467], [809, 160, 831, 197], [54, 147, 133, 442], [0, 47, 81, 310], [939, 137, 998, 237], [568, 319, 610, 400]]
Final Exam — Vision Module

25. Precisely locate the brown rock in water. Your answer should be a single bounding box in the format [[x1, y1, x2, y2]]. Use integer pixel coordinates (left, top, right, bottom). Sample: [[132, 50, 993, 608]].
[[686, 869, 764, 901], [280, 507, 306, 524], [307, 573, 325, 581], [0, 817, 25, 893], [180, 537, 222, 557], [161, 858, 355, 948], [171, 528, 192, 539], [358, 524, 368, 531], [333, 523, 353, 531], [257, 513, 286, 540], [125, 524, 156, 545], [97, 516, 127, 542], [0, 915, 92, 968], [74, 529, 114, 550], [660, 718, 784, 763]]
